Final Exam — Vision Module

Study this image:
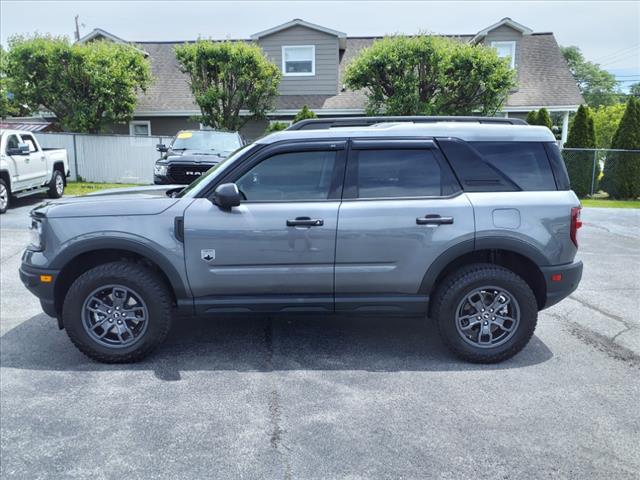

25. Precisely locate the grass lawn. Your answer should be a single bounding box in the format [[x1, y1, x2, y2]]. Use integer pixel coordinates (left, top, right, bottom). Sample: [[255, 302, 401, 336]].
[[65, 182, 142, 196], [581, 199, 640, 209]]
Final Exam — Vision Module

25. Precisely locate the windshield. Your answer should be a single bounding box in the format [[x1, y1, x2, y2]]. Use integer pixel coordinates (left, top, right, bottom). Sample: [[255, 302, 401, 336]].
[[171, 131, 242, 153], [177, 143, 260, 198]]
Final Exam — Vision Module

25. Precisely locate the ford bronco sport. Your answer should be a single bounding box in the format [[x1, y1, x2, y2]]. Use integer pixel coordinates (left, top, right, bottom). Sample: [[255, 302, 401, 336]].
[[20, 117, 583, 364]]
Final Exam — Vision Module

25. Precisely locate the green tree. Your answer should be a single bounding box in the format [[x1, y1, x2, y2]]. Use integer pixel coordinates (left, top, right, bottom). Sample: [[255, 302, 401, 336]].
[[344, 35, 515, 116], [265, 121, 288, 133], [1, 45, 30, 118], [175, 40, 281, 131], [561, 46, 619, 107], [592, 103, 626, 148], [4, 34, 151, 132], [536, 108, 553, 130], [630, 82, 640, 98], [292, 105, 317, 124], [602, 96, 640, 198], [525, 110, 539, 125], [564, 105, 597, 197]]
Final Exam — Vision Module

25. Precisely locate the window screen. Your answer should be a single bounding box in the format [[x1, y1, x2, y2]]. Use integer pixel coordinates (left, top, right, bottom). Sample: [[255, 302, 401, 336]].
[[470, 142, 556, 191], [237, 150, 336, 201], [355, 149, 445, 198]]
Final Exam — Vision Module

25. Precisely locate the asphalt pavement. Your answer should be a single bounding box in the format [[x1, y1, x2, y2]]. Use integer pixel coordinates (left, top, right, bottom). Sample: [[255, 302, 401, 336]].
[[1, 195, 639, 479]]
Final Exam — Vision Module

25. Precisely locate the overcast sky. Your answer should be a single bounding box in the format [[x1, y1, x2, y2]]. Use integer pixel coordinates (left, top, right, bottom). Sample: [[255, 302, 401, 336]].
[[2, 0, 639, 82]]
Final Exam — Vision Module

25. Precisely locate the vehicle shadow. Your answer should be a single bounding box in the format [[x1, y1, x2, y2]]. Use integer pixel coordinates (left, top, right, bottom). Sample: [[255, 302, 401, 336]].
[[1, 313, 553, 381]]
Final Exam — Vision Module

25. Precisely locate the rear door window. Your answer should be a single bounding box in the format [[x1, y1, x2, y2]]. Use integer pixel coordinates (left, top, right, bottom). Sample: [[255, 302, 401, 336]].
[[19, 134, 39, 153], [470, 142, 556, 191], [347, 147, 459, 199]]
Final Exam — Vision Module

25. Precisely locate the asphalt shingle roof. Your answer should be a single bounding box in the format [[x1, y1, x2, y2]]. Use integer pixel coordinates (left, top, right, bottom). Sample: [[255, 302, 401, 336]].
[[133, 32, 582, 114]]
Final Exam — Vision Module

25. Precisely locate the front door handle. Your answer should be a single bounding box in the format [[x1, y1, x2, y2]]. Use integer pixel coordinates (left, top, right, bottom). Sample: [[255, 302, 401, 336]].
[[416, 214, 454, 225], [287, 217, 324, 227]]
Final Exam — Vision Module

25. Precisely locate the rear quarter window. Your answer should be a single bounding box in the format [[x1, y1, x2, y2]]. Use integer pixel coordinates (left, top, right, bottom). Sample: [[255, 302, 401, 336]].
[[469, 142, 556, 191]]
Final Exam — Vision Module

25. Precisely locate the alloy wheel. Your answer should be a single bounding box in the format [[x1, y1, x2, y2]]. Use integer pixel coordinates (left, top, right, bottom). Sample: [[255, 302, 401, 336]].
[[455, 286, 520, 348], [82, 284, 149, 348], [55, 174, 64, 195], [0, 184, 7, 210]]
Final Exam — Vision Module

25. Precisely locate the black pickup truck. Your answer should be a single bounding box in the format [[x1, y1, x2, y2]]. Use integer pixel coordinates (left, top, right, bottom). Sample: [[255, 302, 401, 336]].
[[153, 130, 243, 185]]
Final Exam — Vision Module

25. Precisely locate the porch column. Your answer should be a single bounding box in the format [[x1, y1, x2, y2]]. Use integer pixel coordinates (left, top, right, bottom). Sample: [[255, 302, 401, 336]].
[[561, 111, 570, 145]]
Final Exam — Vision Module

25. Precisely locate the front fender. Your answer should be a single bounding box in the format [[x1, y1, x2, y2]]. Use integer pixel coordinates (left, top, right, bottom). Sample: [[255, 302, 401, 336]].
[[48, 232, 191, 300]]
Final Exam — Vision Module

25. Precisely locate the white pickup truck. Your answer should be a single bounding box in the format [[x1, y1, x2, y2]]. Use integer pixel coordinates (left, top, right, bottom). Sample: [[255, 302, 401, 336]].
[[0, 129, 70, 213]]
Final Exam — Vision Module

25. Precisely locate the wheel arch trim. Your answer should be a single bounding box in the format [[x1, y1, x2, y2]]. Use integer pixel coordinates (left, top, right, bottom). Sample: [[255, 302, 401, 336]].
[[50, 236, 191, 300], [419, 236, 550, 295]]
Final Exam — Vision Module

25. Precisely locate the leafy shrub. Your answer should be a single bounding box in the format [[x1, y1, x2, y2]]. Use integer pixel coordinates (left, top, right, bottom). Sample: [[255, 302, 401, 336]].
[[601, 97, 640, 198], [564, 105, 597, 197]]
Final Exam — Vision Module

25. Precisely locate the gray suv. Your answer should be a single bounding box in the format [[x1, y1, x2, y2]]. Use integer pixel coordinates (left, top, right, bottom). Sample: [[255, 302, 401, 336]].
[[20, 117, 583, 364]]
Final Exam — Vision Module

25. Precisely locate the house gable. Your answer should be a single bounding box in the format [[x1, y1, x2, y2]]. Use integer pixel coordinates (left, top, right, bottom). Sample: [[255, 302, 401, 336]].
[[256, 24, 341, 96]]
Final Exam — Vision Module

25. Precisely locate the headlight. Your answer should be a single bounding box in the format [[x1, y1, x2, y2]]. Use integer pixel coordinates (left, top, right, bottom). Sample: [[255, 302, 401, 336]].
[[154, 163, 168, 176], [29, 218, 44, 251]]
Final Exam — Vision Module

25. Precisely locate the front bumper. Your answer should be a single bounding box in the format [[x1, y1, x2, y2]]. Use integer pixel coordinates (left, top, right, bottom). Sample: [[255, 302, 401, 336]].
[[541, 260, 583, 309], [19, 262, 59, 318]]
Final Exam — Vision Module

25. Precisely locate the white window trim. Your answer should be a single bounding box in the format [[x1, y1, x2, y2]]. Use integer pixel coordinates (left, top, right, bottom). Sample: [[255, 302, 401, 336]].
[[281, 45, 315, 77], [491, 41, 516, 69], [129, 120, 151, 136]]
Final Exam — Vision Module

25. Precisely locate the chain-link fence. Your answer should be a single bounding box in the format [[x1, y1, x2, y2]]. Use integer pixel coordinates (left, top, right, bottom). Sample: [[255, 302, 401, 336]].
[[561, 148, 640, 198]]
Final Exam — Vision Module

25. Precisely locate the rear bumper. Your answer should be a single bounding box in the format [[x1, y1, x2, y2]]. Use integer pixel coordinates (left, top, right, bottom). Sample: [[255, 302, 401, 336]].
[[541, 260, 583, 309], [19, 262, 59, 318]]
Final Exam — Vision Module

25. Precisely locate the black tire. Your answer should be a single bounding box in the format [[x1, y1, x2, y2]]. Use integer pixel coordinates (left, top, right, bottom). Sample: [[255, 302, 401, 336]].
[[432, 263, 538, 363], [62, 262, 173, 363], [0, 179, 8, 214], [47, 170, 65, 199]]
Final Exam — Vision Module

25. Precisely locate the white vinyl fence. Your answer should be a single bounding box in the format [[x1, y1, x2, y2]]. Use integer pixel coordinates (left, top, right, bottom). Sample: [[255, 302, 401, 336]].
[[35, 132, 173, 184]]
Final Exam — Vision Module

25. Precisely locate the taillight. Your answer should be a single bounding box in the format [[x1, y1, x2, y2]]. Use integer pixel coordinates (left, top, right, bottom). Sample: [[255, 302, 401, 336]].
[[570, 206, 582, 247]]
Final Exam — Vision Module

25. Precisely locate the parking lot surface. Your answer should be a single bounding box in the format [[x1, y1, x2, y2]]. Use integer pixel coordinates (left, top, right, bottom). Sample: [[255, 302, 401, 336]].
[[1, 196, 639, 479]]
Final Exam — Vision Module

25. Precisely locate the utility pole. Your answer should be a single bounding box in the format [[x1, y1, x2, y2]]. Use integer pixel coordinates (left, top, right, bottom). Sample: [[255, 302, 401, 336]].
[[74, 15, 81, 42]]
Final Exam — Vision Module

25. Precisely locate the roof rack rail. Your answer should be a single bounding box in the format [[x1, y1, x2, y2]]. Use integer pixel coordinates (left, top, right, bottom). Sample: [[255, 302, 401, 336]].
[[287, 116, 527, 131]]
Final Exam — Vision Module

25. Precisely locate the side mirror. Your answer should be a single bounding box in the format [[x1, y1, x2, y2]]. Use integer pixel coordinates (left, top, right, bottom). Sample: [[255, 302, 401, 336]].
[[213, 183, 241, 210], [7, 143, 29, 156], [156, 143, 168, 153]]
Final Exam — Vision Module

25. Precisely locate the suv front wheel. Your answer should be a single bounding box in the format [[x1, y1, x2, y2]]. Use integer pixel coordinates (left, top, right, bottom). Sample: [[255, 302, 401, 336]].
[[62, 262, 173, 363], [432, 264, 538, 363]]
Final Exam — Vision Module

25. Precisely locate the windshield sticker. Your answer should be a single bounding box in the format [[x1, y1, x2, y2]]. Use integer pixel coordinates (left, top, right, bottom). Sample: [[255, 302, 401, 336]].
[[177, 132, 193, 139]]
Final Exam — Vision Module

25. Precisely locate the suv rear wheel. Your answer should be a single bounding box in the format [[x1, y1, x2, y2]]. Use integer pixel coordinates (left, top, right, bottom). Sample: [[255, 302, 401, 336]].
[[432, 264, 538, 363], [62, 262, 173, 363]]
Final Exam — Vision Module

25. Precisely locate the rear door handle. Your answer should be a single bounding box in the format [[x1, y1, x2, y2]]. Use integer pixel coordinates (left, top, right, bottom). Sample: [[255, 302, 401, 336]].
[[416, 214, 454, 225], [287, 217, 324, 227]]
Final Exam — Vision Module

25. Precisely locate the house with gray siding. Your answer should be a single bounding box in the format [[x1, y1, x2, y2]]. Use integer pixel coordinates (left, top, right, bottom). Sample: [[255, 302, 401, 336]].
[[77, 17, 582, 142]]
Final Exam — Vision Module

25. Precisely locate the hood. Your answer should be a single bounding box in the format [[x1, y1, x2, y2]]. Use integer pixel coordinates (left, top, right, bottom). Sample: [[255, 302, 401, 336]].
[[84, 184, 184, 197], [162, 150, 227, 164], [32, 185, 184, 218]]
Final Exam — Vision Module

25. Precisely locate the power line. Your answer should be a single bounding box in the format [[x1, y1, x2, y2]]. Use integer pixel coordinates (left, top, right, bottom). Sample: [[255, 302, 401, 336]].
[[600, 51, 640, 68], [591, 43, 640, 63]]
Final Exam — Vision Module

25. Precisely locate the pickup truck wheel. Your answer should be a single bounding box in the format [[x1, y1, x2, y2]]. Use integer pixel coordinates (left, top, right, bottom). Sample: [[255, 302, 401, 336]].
[[62, 262, 173, 363], [47, 170, 65, 198], [432, 264, 538, 364], [0, 179, 8, 214]]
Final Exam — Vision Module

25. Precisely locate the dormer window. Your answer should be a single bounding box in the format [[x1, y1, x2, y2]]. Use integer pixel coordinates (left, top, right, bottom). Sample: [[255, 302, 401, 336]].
[[282, 45, 315, 76], [491, 41, 516, 69]]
